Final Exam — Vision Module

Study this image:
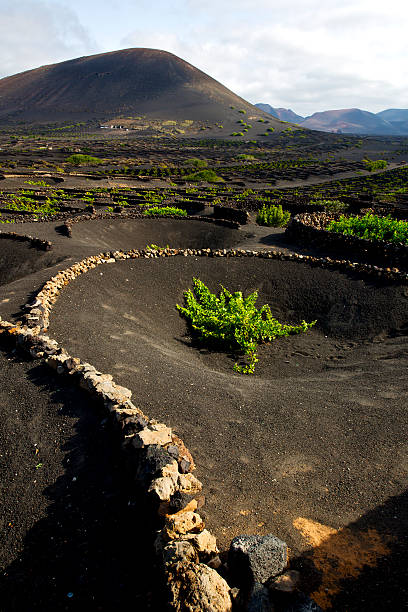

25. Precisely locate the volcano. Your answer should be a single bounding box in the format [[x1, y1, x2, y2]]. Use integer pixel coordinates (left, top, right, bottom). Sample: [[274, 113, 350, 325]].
[[0, 48, 275, 127]]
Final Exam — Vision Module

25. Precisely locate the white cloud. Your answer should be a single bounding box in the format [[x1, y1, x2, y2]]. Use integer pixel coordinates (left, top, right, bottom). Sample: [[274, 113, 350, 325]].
[[1, 0, 407, 114], [0, 0, 94, 78], [121, 0, 408, 114]]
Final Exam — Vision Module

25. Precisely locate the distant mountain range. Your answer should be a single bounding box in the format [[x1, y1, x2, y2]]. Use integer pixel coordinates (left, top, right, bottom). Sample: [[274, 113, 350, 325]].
[[256, 104, 408, 135]]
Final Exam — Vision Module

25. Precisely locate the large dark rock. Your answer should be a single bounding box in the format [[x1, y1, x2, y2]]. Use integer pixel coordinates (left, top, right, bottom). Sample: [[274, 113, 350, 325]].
[[228, 534, 288, 588]]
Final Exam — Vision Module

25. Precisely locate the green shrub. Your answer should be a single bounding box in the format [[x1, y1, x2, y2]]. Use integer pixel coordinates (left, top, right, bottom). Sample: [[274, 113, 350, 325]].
[[185, 158, 208, 168], [143, 206, 187, 217], [184, 169, 224, 183], [177, 278, 315, 374], [238, 109, 247, 114], [310, 199, 349, 213], [363, 159, 388, 172], [256, 204, 291, 227], [65, 154, 103, 165], [327, 213, 408, 245]]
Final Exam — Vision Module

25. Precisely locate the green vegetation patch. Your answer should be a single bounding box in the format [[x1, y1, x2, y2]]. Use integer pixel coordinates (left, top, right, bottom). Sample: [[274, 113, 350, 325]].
[[177, 278, 315, 374], [65, 154, 104, 165], [327, 213, 408, 245], [363, 159, 388, 172], [256, 204, 291, 227], [143, 206, 187, 217], [184, 169, 224, 183]]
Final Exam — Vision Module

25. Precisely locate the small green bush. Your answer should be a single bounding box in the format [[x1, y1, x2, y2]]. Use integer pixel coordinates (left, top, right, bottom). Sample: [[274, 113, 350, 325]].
[[185, 169, 224, 183], [65, 154, 103, 165], [177, 278, 315, 374], [256, 204, 291, 227], [143, 206, 187, 217], [363, 159, 388, 172], [327, 213, 408, 245], [185, 158, 208, 168]]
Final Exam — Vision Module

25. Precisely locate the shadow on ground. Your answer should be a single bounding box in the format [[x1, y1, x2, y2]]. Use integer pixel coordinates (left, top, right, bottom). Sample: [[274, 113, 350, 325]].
[[287, 488, 408, 611], [0, 351, 162, 611]]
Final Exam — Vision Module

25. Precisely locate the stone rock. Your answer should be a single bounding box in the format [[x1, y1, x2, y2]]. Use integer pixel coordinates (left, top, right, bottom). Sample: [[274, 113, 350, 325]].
[[171, 434, 196, 472], [266, 570, 301, 593], [132, 422, 172, 448], [185, 529, 218, 558], [163, 540, 198, 567], [148, 476, 178, 501], [207, 555, 222, 570], [177, 473, 202, 494], [159, 497, 198, 517], [167, 562, 232, 612], [228, 534, 288, 588], [166, 444, 180, 460], [143, 445, 178, 478], [169, 491, 197, 514], [247, 582, 274, 612], [165, 511, 204, 539]]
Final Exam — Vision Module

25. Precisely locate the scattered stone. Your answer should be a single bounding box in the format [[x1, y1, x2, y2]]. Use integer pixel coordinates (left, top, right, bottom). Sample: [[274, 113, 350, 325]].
[[207, 555, 222, 570], [229, 534, 288, 588], [266, 570, 301, 593]]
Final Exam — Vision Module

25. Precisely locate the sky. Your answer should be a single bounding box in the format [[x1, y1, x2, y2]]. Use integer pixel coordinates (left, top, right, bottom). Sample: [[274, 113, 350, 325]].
[[1, 0, 407, 116]]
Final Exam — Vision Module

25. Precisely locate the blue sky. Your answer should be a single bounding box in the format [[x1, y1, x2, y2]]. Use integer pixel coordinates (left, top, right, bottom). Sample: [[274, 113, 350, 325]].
[[1, 0, 407, 116]]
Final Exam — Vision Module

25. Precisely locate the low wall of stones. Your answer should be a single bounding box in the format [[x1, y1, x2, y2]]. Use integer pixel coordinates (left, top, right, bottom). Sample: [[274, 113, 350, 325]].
[[3, 210, 240, 230], [286, 212, 408, 270], [0, 230, 52, 251]]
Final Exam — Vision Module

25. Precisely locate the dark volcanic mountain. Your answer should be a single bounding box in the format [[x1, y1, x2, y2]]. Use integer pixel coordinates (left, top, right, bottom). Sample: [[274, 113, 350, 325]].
[[0, 48, 274, 126], [255, 104, 305, 124]]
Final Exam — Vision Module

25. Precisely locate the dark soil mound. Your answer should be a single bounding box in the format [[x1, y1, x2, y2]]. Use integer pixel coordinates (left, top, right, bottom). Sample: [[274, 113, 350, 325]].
[[0, 48, 274, 124], [0, 239, 63, 287]]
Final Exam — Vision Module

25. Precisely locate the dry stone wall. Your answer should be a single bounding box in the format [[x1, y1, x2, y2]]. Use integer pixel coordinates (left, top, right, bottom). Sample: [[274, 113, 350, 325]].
[[0, 230, 52, 251]]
